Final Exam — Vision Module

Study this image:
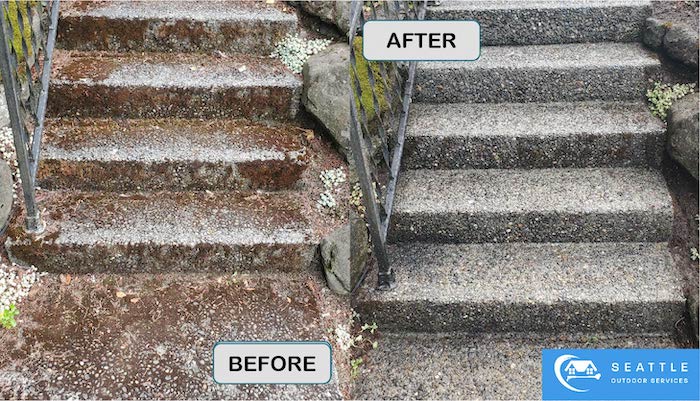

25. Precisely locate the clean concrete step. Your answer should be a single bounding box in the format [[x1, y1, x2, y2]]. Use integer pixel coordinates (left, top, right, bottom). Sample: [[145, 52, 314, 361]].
[[389, 168, 672, 243], [48, 50, 301, 120], [413, 42, 661, 103], [6, 191, 316, 274], [58, 1, 297, 54], [39, 118, 308, 192], [403, 101, 665, 169], [427, 0, 650, 46], [355, 242, 684, 333], [355, 332, 678, 400]]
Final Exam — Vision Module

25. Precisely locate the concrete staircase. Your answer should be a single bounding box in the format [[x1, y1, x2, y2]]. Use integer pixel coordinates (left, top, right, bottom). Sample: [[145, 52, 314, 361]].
[[1, 2, 344, 399], [355, 1, 685, 399], [7, 1, 314, 275]]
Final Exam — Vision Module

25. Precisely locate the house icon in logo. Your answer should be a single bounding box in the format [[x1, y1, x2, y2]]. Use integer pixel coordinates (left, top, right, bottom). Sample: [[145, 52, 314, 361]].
[[564, 360, 601, 381]]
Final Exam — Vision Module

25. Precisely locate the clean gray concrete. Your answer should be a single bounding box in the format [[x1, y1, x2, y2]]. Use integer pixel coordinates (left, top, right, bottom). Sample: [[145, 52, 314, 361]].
[[390, 167, 672, 243], [356, 242, 684, 333], [413, 42, 661, 103], [355, 332, 679, 400], [404, 101, 665, 169], [427, 1, 651, 45]]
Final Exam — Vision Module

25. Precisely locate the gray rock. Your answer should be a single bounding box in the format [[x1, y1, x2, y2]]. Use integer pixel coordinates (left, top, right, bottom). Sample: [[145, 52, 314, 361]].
[[0, 160, 13, 234], [689, 292, 699, 341], [0, 87, 9, 128], [667, 93, 699, 180], [320, 212, 368, 295], [299, 1, 350, 34], [302, 43, 350, 158], [663, 24, 699, 68], [643, 17, 667, 50]]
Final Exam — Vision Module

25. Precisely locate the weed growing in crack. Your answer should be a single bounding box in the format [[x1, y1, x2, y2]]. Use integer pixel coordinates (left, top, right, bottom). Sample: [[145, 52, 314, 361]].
[[0, 303, 17, 329], [0, 263, 40, 329]]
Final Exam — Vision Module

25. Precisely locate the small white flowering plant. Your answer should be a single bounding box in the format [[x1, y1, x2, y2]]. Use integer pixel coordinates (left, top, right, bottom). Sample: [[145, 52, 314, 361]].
[[271, 34, 331, 74], [317, 168, 346, 213]]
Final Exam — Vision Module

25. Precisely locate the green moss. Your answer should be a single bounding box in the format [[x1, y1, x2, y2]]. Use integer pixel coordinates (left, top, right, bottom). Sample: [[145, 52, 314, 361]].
[[350, 37, 390, 121], [4, 0, 38, 71]]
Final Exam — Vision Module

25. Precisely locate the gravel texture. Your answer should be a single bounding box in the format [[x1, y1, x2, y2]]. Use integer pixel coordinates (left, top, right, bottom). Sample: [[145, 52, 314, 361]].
[[356, 242, 684, 333], [0, 273, 343, 400], [6, 190, 317, 274], [413, 42, 661, 103], [355, 332, 681, 400], [39, 117, 308, 191], [427, 0, 651, 46], [49, 50, 302, 120], [404, 101, 665, 169], [58, 1, 297, 54], [390, 167, 673, 243]]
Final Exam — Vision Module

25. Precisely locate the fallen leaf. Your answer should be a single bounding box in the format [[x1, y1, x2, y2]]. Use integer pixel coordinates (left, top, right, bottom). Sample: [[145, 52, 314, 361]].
[[116, 291, 127, 298], [130, 298, 140, 304], [237, 65, 247, 73], [60, 274, 71, 285]]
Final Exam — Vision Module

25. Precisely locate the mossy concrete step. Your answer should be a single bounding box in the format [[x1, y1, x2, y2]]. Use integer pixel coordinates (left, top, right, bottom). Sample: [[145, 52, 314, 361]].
[[0, 273, 343, 399], [58, 1, 297, 54], [427, 0, 651, 46], [390, 168, 672, 243], [48, 51, 301, 120], [404, 101, 665, 169], [39, 118, 308, 192], [6, 191, 316, 274], [355, 242, 684, 333], [354, 332, 679, 400], [414, 42, 661, 103]]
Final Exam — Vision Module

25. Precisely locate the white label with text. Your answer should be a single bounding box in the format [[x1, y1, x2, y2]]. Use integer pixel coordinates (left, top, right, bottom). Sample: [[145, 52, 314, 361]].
[[362, 20, 480, 61], [212, 342, 332, 384]]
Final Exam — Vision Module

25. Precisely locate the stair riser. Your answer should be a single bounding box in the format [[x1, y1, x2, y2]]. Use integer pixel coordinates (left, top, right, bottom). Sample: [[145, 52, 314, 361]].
[[427, 4, 650, 46], [48, 84, 300, 120], [403, 131, 664, 169], [38, 158, 306, 192], [413, 65, 660, 103], [6, 240, 317, 274], [356, 300, 684, 333], [58, 16, 295, 54], [389, 211, 672, 243]]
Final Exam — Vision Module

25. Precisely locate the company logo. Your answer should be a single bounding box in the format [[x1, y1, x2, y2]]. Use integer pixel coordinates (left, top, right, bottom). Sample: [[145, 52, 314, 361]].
[[554, 354, 601, 392], [542, 349, 700, 401]]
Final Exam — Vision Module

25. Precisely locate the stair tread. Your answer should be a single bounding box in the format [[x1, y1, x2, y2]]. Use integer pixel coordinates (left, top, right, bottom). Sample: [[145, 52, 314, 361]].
[[359, 242, 682, 304], [419, 42, 659, 71], [355, 332, 677, 400], [431, 0, 649, 11], [61, 0, 297, 22], [51, 50, 300, 89], [394, 167, 670, 215], [407, 101, 663, 139], [42, 118, 305, 164], [12, 190, 312, 246]]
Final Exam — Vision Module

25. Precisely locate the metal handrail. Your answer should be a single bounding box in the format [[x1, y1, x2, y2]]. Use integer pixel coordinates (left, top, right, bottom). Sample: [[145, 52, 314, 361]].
[[0, 0, 60, 233], [349, 0, 426, 290]]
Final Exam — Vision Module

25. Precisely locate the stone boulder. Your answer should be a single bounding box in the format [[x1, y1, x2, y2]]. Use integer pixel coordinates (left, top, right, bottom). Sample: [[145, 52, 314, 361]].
[[0, 160, 13, 234], [302, 43, 351, 158], [667, 92, 699, 180], [299, 1, 350, 35], [664, 24, 699, 68], [320, 212, 368, 295]]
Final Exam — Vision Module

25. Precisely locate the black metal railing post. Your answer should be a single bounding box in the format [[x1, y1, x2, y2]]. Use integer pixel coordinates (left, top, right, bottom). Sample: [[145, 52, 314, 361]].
[[349, 0, 426, 290], [0, 0, 60, 233]]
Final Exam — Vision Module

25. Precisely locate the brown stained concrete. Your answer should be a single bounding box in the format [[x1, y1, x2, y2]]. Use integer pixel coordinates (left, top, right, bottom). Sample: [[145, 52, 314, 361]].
[[0, 273, 346, 399]]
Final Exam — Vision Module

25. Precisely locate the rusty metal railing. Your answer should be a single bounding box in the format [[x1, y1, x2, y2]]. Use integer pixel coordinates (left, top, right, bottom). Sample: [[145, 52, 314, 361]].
[[349, 0, 426, 290], [0, 0, 60, 233]]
